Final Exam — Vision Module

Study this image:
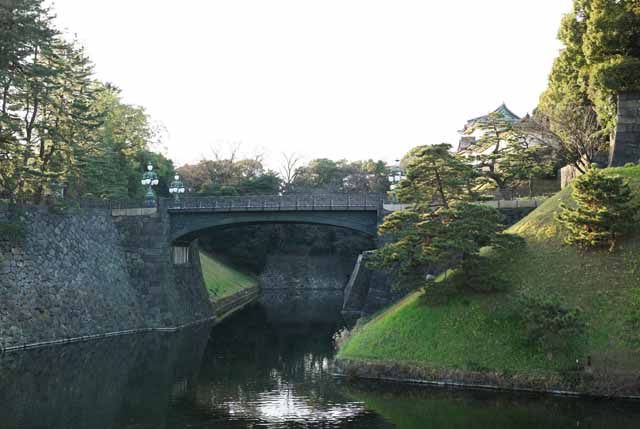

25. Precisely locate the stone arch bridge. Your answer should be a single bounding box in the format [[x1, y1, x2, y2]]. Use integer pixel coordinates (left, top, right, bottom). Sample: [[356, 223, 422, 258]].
[[166, 194, 384, 244], [109, 193, 540, 323]]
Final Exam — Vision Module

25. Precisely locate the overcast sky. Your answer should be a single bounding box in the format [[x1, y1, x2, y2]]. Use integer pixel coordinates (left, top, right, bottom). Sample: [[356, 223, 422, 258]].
[[51, 0, 573, 169]]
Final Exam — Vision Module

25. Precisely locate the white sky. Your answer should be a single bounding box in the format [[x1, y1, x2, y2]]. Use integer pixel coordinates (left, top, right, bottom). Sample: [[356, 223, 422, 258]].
[[51, 0, 572, 169]]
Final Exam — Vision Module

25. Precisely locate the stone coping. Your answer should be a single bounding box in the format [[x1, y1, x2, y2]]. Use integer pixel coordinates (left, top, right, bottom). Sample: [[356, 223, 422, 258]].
[[111, 207, 158, 217]]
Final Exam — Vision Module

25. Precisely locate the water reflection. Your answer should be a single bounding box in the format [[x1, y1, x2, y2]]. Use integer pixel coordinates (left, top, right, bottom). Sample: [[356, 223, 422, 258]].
[[0, 324, 211, 429], [1, 295, 640, 428], [189, 303, 383, 427]]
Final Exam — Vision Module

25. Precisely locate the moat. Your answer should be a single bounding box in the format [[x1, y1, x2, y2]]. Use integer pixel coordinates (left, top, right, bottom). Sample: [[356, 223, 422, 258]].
[[1, 294, 640, 429]]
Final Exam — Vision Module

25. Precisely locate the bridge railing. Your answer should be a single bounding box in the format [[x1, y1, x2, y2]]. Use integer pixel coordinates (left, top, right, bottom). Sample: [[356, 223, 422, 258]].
[[167, 193, 385, 211]]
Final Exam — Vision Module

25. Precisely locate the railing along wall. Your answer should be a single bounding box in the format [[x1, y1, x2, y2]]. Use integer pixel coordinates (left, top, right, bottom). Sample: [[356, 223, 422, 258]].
[[0, 194, 541, 215], [167, 193, 385, 211]]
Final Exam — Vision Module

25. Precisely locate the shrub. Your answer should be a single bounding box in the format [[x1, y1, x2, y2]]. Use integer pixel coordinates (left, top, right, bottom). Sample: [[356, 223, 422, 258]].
[[460, 255, 511, 293], [460, 236, 523, 293], [514, 293, 584, 352], [555, 165, 638, 251]]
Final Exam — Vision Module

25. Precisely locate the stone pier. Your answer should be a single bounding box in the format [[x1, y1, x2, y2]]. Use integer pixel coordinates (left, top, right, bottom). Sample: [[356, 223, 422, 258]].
[[610, 92, 640, 167]]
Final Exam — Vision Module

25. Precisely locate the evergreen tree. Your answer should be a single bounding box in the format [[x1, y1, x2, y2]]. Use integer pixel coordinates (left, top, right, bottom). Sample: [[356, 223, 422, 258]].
[[368, 202, 507, 293], [584, 0, 640, 130], [0, 0, 58, 197], [467, 114, 554, 199], [368, 145, 508, 294], [538, 0, 640, 154], [70, 84, 157, 199], [1, 0, 166, 201], [396, 143, 477, 208], [555, 165, 638, 251]]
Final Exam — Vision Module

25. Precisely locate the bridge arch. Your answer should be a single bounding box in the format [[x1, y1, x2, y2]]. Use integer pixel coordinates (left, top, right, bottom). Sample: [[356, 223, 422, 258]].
[[165, 194, 383, 245]]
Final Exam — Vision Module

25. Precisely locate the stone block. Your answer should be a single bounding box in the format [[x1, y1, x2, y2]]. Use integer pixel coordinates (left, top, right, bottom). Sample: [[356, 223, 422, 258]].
[[610, 93, 640, 167]]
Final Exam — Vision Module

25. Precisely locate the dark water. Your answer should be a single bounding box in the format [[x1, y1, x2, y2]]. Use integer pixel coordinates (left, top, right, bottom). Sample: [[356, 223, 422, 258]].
[[2, 295, 640, 428]]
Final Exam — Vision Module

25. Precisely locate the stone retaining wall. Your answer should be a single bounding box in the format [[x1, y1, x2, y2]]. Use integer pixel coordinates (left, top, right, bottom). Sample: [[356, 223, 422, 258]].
[[0, 206, 213, 348], [0, 208, 146, 348]]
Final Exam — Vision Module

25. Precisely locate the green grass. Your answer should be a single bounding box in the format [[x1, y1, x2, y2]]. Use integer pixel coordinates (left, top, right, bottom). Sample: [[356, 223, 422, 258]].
[[338, 164, 640, 376], [199, 251, 257, 301]]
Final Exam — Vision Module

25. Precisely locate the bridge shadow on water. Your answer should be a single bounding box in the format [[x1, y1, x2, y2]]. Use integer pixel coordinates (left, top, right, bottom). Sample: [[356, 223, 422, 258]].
[[2, 296, 640, 428]]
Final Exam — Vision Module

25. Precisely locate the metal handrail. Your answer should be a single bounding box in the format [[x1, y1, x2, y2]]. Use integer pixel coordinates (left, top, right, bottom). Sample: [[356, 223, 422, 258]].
[[166, 193, 385, 211]]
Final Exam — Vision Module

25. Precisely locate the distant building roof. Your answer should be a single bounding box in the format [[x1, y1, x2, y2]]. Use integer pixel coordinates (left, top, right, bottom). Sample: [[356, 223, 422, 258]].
[[461, 103, 521, 134], [456, 105, 561, 153]]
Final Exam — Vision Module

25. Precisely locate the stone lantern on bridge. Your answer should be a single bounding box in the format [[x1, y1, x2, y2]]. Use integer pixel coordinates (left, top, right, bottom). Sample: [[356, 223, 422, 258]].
[[169, 174, 185, 202], [141, 162, 159, 207]]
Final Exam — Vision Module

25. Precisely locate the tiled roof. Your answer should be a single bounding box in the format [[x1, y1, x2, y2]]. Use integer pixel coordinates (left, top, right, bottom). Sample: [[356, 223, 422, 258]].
[[465, 103, 521, 127]]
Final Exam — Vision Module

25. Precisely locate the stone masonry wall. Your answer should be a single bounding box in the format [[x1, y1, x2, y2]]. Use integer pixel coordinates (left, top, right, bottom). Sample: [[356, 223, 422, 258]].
[[110, 207, 213, 327], [342, 251, 399, 317], [0, 207, 146, 348], [610, 92, 640, 167], [258, 254, 354, 322], [0, 206, 213, 348]]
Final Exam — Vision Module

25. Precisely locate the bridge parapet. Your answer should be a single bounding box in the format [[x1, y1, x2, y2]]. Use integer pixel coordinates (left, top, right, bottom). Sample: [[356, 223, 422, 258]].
[[167, 193, 385, 212]]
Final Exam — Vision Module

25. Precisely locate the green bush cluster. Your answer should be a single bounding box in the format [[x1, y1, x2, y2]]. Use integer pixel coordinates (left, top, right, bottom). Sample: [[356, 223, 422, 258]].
[[591, 56, 640, 94], [555, 166, 638, 251], [514, 293, 584, 352]]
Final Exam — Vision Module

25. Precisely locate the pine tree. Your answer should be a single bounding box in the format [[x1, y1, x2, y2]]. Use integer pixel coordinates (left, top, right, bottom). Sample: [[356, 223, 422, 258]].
[[368, 144, 508, 294], [396, 143, 477, 208], [467, 113, 555, 200], [367, 202, 508, 293], [555, 165, 638, 251]]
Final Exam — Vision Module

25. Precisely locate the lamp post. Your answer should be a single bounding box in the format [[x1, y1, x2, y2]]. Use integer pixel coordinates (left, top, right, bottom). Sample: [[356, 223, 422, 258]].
[[387, 159, 405, 203], [169, 174, 185, 202], [141, 162, 159, 207]]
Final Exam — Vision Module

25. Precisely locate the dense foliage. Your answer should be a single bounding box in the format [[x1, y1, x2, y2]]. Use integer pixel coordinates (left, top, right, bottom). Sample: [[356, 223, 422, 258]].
[[177, 156, 390, 196], [0, 0, 174, 201], [395, 144, 476, 207], [289, 158, 389, 194], [555, 165, 637, 251], [537, 0, 640, 163], [177, 157, 281, 196]]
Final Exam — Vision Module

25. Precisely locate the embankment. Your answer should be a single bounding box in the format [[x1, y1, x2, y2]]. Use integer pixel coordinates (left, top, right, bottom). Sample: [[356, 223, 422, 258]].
[[199, 251, 260, 321], [337, 165, 640, 398]]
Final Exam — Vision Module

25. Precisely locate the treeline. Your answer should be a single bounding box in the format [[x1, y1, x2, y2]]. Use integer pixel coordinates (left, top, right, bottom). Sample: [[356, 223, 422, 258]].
[[176, 155, 389, 196], [0, 0, 174, 201], [536, 0, 640, 172]]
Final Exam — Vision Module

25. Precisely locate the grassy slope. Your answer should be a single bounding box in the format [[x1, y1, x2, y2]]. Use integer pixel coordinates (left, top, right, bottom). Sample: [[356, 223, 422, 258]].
[[199, 251, 257, 301], [338, 165, 640, 374]]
